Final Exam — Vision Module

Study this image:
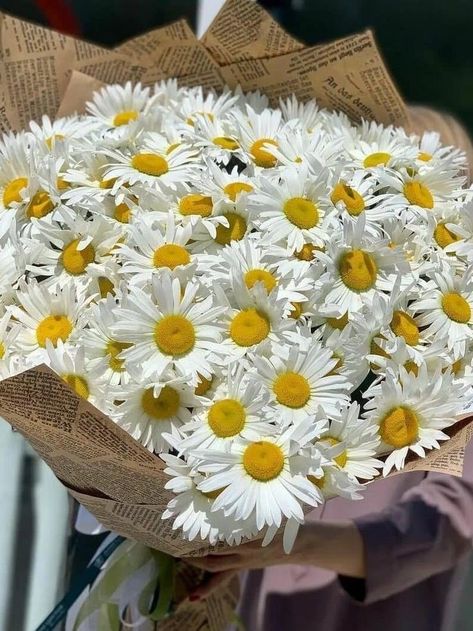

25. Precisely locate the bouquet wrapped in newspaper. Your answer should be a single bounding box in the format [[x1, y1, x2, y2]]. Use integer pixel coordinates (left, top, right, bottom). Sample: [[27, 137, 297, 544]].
[[0, 1, 473, 629]]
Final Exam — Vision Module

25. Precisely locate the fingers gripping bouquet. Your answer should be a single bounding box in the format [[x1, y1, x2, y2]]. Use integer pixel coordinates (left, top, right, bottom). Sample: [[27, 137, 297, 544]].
[[0, 1, 473, 629]]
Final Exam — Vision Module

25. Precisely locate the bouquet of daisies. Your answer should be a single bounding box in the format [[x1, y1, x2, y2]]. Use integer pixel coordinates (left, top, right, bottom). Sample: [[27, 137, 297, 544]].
[[0, 79, 472, 557]]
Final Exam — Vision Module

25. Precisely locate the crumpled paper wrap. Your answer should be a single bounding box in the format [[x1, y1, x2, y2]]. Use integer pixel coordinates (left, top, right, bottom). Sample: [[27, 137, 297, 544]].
[[0, 1, 472, 629]]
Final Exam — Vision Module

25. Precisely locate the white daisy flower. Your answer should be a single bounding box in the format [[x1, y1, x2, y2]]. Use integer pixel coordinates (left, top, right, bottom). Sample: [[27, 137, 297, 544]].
[[86, 82, 150, 127]]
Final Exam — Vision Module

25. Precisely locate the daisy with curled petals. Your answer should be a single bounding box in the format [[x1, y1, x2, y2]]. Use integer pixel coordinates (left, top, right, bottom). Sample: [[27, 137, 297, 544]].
[[196, 418, 325, 532], [415, 130, 466, 171], [252, 342, 350, 428], [411, 265, 473, 357], [0, 133, 34, 212], [10, 279, 90, 356], [178, 87, 238, 126], [249, 164, 334, 253], [319, 216, 407, 313], [82, 295, 133, 386], [191, 114, 242, 165], [217, 238, 280, 294], [0, 311, 20, 367], [330, 170, 384, 227], [0, 238, 26, 303], [30, 212, 122, 287], [109, 371, 198, 453], [86, 82, 150, 128], [103, 133, 199, 190], [216, 278, 293, 363], [232, 106, 284, 169], [344, 121, 417, 170], [265, 127, 343, 170], [317, 402, 382, 481], [178, 365, 271, 456], [306, 455, 364, 501], [45, 340, 104, 406], [200, 161, 255, 208], [118, 212, 195, 285], [113, 274, 226, 383], [29, 115, 100, 150], [279, 94, 319, 131], [364, 363, 465, 475]]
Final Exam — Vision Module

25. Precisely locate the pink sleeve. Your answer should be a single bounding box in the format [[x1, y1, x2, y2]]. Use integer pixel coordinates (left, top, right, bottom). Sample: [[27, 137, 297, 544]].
[[341, 443, 473, 604]]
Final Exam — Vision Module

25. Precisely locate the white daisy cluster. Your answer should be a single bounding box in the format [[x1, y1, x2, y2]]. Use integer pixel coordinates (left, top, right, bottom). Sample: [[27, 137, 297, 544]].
[[1, 80, 473, 550]]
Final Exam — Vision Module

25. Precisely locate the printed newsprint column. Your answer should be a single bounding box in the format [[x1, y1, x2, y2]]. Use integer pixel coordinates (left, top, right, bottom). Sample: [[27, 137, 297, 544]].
[[201, 0, 304, 65], [220, 30, 409, 126], [0, 12, 146, 131]]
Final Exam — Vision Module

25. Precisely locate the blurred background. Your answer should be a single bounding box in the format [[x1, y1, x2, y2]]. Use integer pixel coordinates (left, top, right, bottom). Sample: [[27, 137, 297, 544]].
[[0, 1, 472, 630]]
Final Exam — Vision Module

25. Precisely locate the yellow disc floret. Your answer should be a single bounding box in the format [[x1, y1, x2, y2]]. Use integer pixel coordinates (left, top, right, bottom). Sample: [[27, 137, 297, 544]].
[[230, 308, 270, 347], [113, 110, 139, 126], [283, 197, 319, 229], [390, 310, 420, 346], [105, 340, 132, 372], [62, 239, 95, 275], [441, 292, 471, 323], [331, 182, 365, 216], [403, 181, 434, 209], [179, 194, 213, 217], [208, 399, 246, 437], [327, 312, 349, 330], [154, 315, 195, 356], [62, 374, 89, 399], [243, 441, 285, 481], [36, 315, 73, 348], [27, 191, 55, 219], [244, 269, 276, 293], [153, 244, 190, 270], [213, 136, 239, 150], [141, 386, 180, 420], [223, 182, 253, 201], [3, 177, 28, 207], [339, 249, 378, 291], [250, 138, 278, 168], [434, 223, 459, 249], [273, 372, 310, 409], [114, 202, 131, 223], [131, 153, 169, 177], [195, 374, 213, 396], [214, 212, 247, 245], [323, 436, 347, 468], [363, 152, 391, 168], [379, 405, 419, 448]]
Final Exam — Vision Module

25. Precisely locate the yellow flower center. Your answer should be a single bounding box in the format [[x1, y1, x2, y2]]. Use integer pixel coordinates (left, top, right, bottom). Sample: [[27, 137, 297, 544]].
[[328, 352, 344, 375], [141, 386, 180, 420], [3, 177, 28, 207], [179, 194, 213, 217], [45, 133, 65, 149], [273, 371, 310, 409], [154, 314, 195, 356], [230, 308, 270, 347], [186, 112, 214, 125], [363, 152, 391, 168], [323, 436, 347, 468], [390, 310, 420, 346], [131, 153, 169, 177], [403, 181, 434, 209], [404, 360, 419, 376], [26, 191, 54, 219], [113, 110, 139, 126], [223, 182, 253, 201], [243, 441, 285, 481], [0, 342, 5, 359], [62, 239, 95, 275], [153, 244, 190, 270], [295, 243, 316, 261], [213, 136, 239, 150], [379, 405, 419, 448], [99, 177, 117, 189], [326, 312, 349, 330], [214, 212, 247, 245], [114, 202, 131, 223], [370, 335, 391, 360], [244, 269, 276, 293], [98, 277, 115, 298], [441, 292, 471, 323], [208, 399, 246, 437], [105, 340, 132, 372], [339, 249, 378, 291], [434, 223, 459, 249], [331, 182, 365, 216], [250, 138, 278, 168], [451, 358, 463, 375], [418, 151, 432, 162], [283, 197, 319, 229], [290, 302, 303, 319], [62, 374, 89, 399], [308, 473, 325, 489], [166, 142, 181, 154], [36, 315, 73, 348], [56, 176, 69, 190], [195, 373, 213, 396]]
